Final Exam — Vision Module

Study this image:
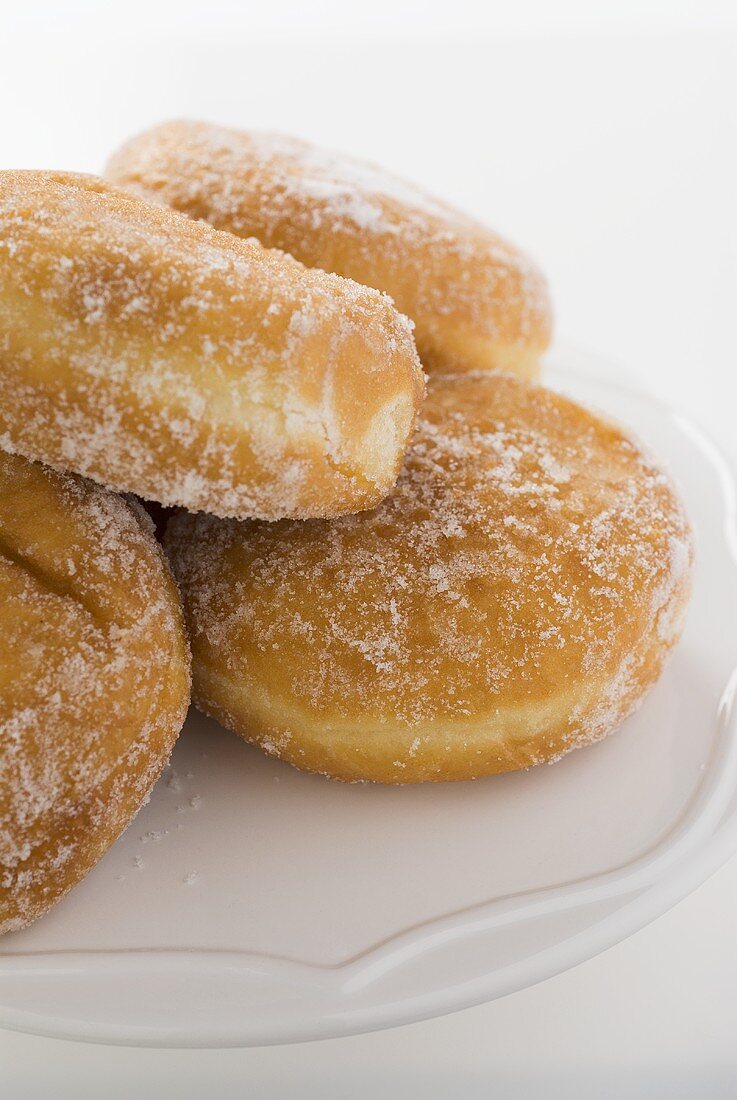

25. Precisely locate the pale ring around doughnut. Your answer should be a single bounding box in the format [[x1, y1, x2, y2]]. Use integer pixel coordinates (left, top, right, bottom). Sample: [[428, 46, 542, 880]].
[[0, 170, 424, 521], [106, 120, 553, 379], [165, 373, 693, 785], [0, 453, 190, 935]]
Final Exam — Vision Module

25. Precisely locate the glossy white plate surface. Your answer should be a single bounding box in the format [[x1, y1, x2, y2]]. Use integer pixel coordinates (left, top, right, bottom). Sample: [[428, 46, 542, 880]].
[[2, 349, 736, 1048]]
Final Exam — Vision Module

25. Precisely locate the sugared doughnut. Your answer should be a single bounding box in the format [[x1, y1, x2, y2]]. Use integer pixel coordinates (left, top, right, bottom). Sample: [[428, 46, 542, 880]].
[[0, 453, 190, 934], [165, 374, 693, 785], [0, 170, 424, 520], [106, 121, 552, 378]]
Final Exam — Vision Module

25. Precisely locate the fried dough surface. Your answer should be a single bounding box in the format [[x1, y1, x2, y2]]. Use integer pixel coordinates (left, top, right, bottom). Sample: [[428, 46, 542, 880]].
[[165, 374, 692, 784]]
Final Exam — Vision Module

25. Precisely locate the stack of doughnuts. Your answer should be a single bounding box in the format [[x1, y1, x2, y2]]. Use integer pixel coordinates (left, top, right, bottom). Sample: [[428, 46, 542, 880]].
[[0, 121, 693, 934]]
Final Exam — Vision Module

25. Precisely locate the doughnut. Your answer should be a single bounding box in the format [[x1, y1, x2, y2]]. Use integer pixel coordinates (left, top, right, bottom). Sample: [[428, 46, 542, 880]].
[[165, 373, 693, 785], [106, 121, 553, 378], [0, 170, 424, 521], [0, 452, 190, 935]]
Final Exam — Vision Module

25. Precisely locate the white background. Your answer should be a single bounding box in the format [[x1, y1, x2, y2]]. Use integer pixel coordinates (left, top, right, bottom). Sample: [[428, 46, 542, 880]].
[[1, 1, 736, 1096]]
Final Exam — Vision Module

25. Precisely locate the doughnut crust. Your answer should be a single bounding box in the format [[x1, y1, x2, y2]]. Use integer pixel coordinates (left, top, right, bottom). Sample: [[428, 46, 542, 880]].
[[0, 170, 424, 520], [106, 121, 552, 378], [165, 374, 693, 785], [0, 453, 190, 934]]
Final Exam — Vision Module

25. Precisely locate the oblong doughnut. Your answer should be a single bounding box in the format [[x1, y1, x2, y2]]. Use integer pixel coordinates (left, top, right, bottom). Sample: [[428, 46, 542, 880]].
[[0, 170, 424, 520], [165, 374, 693, 785], [0, 452, 190, 934], [106, 121, 553, 378]]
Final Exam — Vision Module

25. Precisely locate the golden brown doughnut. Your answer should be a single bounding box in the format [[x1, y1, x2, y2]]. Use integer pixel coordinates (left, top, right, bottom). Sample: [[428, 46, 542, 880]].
[[106, 121, 552, 378], [0, 170, 424, 520], [0, 453, 190, 934], [165, 374, 693, 785]]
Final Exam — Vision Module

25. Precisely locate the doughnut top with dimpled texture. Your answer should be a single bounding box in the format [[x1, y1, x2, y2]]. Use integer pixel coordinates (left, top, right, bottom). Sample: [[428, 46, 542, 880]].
[[106, 121, 552, 379], [165, 373, 693, 784], [0, 170, 424, 520], [0, 452, 190, 934]]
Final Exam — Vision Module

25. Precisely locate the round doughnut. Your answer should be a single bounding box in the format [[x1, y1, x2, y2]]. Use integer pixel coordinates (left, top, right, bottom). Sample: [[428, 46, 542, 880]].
[[106, 121, 553, 379], [165, 373, 693, 785], [0, 170, 424, 521], [0, 452, 190, 935]]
